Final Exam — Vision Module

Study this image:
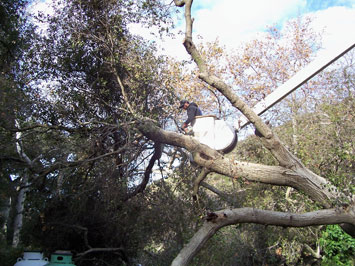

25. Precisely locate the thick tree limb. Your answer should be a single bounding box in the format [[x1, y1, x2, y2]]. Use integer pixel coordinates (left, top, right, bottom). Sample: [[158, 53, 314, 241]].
[[137, 119, 338, 207], [137, 118, 221, 159], [176, 4, 343, 215], [171, 206, 355, 266], [12, 120, 32, 247]]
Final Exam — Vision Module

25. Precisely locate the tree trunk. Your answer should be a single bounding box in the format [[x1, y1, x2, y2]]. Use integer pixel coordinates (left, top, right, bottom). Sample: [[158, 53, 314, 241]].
[[12, 176, 29, 247], [12, 120, 33, 247], [0, 197, 11, 240]]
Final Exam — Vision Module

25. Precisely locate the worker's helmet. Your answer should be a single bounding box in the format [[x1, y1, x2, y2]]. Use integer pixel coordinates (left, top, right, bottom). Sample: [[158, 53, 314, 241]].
[[179, 100, 189, 109]]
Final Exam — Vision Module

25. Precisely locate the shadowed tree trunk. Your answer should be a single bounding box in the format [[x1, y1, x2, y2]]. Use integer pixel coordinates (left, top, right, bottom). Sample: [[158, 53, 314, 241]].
[[12, 120, 32, 247]]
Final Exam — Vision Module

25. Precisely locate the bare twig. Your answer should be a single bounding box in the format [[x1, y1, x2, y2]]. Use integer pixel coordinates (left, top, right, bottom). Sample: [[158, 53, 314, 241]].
[[76, 247, 124, 258]]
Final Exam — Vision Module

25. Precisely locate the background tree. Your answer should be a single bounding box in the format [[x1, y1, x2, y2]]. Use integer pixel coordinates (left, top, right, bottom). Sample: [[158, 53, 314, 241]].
[[0, 0, 35, 254]]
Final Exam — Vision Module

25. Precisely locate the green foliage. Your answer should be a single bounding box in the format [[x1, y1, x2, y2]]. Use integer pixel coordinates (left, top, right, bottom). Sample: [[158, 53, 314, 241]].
[[230, 90, 354, 265], [192, 224, 285, 265], [319, 225, 355, 266], [279, 96, 355, 202], [0, 0, 29, 68], [0, 246, 23, 266]]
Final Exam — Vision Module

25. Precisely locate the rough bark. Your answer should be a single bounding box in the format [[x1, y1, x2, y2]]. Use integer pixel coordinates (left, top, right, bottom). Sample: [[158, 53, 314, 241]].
[[171, 207, 355, 266], [137, 119, 340, 206], [12, 180, 29, 247], [12, 120, 32, 247]]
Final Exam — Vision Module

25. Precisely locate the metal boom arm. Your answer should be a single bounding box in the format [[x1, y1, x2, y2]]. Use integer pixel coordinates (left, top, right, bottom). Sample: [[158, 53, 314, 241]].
[[236, 41, 355, 130]]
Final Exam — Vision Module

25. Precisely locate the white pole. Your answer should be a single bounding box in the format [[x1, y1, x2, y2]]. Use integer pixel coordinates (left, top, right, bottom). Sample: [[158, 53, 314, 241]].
[[236, 41, 355, 130]]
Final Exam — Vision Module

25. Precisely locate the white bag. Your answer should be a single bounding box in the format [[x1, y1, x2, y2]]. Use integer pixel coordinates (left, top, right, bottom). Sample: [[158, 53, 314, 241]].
[[192, 115, 237, 152]]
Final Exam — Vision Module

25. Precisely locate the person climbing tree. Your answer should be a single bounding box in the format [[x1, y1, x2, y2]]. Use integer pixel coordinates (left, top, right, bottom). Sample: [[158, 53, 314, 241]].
[[179, 100, 202, 133]]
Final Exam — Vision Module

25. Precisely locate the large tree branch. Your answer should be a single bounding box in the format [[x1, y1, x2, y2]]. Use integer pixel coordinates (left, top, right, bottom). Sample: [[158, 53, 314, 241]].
[[137, 118, 221, 159], [172, 206, 355, 266], [137, 119, 338, 207], [179, 1, 272, 139], [179, 1, 307, 171]]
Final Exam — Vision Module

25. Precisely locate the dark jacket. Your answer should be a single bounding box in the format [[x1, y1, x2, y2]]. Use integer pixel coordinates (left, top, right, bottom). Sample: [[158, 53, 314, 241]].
[[184, 102, 202, 126]]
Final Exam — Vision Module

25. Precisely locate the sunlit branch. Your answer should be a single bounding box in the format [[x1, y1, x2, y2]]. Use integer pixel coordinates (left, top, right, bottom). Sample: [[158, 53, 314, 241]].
[[114, 71, 136, 115], [172, 207, 355, 266]]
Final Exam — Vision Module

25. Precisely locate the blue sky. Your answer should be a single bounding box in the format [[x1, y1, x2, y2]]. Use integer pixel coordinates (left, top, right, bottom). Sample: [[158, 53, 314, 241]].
[[304, 0, 353, 11], [191, 0, 354, 16]]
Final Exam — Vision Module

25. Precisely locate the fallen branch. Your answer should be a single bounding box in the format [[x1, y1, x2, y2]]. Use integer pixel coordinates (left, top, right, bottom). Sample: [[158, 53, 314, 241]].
[[172, 206, 355, 266]]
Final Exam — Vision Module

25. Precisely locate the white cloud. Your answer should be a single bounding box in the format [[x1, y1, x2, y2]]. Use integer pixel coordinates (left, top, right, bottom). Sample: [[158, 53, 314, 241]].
[[193, 0, 306, 49], [27, 0, 54, 17], [130, 0, 308, 59], [27, 0, 56, 34], [309, 6, 355, 53], [160, 1, 354, 61]]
